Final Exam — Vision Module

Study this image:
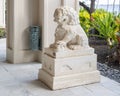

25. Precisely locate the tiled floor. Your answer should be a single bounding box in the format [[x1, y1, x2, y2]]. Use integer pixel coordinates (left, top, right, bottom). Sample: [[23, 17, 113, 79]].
[[0, 39, 120, 96]]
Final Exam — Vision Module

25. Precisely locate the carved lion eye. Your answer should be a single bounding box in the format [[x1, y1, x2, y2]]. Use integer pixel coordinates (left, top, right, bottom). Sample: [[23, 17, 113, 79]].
[[63, 19, 66, 21]]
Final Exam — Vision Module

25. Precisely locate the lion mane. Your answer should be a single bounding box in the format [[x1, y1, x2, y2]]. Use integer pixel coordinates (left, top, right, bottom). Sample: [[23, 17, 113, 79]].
[[50, 6, 89, 51], [54, 6, 80, 25]]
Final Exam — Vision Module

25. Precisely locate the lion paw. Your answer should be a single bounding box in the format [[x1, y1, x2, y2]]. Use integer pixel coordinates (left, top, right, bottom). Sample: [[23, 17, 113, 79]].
[[69, 45, 82, 50]]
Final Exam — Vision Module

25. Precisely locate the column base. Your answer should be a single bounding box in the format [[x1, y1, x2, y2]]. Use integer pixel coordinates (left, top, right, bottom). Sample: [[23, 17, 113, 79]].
[[7, 48, 42, 64]]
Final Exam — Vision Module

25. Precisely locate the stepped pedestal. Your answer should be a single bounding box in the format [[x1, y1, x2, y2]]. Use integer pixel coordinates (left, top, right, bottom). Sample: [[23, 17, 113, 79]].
[[38, 47, 100, 90]]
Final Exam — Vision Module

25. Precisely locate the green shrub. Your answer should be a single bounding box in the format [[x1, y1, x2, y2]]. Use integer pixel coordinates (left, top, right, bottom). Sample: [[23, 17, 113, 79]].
[[91, 13, 118, 47], [0, 28, 5, 38], [79, 9, 120, 47], [79, 9, 109, 36], [115, 14, 120, 32], [79, 9, 91, 35], [92, 9, 109, 20]]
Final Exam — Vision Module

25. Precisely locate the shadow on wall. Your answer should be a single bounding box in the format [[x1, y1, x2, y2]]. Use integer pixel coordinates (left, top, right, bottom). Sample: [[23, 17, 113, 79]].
[[16, 0, 39, 50]]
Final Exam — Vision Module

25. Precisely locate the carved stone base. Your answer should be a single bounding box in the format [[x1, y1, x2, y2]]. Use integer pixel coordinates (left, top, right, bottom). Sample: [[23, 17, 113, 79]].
[[38, 48, 100, 90], [42, 53, 97, 76], [45, 47, 94, 58], [38, 69, 100, 90]]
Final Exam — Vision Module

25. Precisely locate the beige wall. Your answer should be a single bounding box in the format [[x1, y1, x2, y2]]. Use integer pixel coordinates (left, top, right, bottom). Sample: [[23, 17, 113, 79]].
[[7, 0, 14, 49], [39, 0, 61, 48], [7, 0, 79, 64], [7, 0, 41, 63], [7, 0, 39, 50], [0, 0, 5, 28], [14, 0, 39, 50]]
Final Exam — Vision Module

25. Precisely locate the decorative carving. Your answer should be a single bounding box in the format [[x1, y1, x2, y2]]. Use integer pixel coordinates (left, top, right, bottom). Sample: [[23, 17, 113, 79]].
[[49, 65, 52, 71], [50, 6, 89, 52], [65, 65, 73, 70]]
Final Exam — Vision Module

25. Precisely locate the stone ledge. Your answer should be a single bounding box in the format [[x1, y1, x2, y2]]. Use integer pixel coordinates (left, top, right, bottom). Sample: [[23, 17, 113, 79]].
[[38, 69, 100, 90], [45, 47, 94, 58], [7, 48, 42, 64]]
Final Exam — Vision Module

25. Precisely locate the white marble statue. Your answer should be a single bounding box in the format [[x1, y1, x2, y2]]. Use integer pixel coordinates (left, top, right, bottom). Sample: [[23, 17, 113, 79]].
[[50, 6, 89, 51], [39, 7, 100, 90]]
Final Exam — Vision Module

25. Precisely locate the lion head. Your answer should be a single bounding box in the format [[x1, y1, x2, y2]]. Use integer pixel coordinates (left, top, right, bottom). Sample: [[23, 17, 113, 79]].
[[54, 6, 80, 25]]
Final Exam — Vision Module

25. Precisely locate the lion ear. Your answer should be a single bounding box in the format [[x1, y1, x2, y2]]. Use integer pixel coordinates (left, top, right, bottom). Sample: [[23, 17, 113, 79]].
[[54, 9, 59, 14], [55, 9, 58, 14]]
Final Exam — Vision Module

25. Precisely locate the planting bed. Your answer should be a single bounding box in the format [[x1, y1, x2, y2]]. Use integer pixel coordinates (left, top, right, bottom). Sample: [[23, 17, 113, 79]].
[[89, 37, 120, 83]]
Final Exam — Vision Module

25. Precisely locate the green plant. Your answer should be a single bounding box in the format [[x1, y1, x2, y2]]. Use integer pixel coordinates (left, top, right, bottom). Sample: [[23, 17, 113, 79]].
[[79, 9, 110, 36], [92, 9, 108, 20], [116, 32, 120, 36], [92, 13, 118, 47], [115, 14, 120, 43], [79, 9, 91, 34], [115, 14, 120, 32], [79, 9, 120, 47], [0, 28, 5, 38]]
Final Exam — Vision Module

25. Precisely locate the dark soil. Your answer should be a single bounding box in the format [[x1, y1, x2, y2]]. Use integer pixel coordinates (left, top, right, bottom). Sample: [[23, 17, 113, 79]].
[[89, 37, 120, 82], [89, 38, 109, 63], [89, 37, 120, 68]]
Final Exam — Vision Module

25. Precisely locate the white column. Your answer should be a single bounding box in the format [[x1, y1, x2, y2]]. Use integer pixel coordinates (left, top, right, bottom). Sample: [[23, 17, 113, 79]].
[[7, 0, 42, 63], [39, 0, 80, 48], [61, 0, 79, 12], [7, 0, 80, 63], [0, 0, 5, 28]]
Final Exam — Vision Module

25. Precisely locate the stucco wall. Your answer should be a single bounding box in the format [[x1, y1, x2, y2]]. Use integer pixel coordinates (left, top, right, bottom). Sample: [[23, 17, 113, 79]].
[[14, 0, 39, 50], [7, 0, 79, 63], [0, 0, 5, 28], [7, 0, 41, 63]]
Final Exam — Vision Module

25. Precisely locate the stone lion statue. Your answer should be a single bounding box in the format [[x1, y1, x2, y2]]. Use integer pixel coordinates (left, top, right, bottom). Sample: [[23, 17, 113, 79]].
[[50, 6, 89, 51]]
